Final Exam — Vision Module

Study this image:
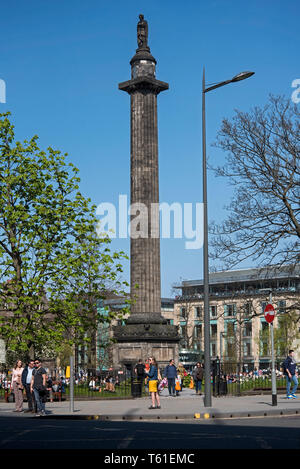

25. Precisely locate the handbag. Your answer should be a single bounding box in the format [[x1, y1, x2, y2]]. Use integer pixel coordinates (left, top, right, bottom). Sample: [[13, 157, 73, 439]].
[[175, 379, 181, 391]]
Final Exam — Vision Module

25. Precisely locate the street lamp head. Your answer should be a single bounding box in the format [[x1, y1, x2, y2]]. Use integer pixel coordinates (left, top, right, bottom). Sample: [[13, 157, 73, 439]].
[[231, 71, 255, 82], [203, 70, 255, 93]]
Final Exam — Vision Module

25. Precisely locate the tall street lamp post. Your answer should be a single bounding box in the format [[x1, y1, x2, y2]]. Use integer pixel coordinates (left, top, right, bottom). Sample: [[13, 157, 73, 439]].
[[202, 69, 254, 407]]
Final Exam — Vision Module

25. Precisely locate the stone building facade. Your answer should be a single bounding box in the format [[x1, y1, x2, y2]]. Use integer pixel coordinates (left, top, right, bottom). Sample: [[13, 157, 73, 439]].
[[173, 266, 300, 369]]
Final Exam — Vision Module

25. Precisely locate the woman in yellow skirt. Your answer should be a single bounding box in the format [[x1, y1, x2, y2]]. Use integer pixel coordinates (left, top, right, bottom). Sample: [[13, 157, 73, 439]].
[[145, 357, 161, 409]]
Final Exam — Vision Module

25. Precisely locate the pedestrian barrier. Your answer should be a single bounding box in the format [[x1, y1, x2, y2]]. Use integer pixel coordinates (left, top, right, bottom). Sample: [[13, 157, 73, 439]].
[[0, 361, 291, 401], [211, 360, 288, 396]]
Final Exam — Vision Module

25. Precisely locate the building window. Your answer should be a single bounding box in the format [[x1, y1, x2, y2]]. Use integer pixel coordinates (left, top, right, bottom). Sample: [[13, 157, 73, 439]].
[[224, 304, 236, 317], [211, 324, 217, 338], [180, 307, 187, 319], [243, 322, 252, 337], [277, 300, 286, 313], [243, 341, 252, 356], [194, 324, 202, 339], [194, 306, 202, 319], [243, 302, 252, 318], [210, 305, 217, 317], [166, 319, 174, 325]]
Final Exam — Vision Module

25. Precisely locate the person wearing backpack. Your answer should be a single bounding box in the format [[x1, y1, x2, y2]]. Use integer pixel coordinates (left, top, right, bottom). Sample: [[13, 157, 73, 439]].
[[134, 359, 145, 394], [135, 359, 145, 381], [283, 350, 298, 399]]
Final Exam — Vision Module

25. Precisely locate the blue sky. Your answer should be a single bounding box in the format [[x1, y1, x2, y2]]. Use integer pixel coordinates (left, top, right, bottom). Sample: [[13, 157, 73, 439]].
[[1, 0, 299, 297]]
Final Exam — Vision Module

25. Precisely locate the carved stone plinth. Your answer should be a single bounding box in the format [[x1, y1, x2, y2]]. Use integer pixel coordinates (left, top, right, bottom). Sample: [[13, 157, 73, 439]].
[[114, 323, 180, 342], [112, 337, 179, 370]]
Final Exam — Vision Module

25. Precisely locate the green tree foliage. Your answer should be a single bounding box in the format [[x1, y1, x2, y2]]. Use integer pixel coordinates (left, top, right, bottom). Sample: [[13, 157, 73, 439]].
[[257, 313, 300, 359], [274, 312, 300, 357], [0, 113, 129, 357]]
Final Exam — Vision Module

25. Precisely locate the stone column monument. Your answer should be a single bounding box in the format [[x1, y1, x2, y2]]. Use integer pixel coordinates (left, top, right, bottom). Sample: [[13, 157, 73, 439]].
[[113, 15, 180, 368]]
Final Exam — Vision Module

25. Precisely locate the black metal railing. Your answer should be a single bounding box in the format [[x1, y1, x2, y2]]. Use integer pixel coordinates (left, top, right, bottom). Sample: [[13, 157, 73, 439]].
[[0, 361, 290, 401], [211, 359, 288, 396], [64, 367, 134, 400], [0, 367, 135, 402]]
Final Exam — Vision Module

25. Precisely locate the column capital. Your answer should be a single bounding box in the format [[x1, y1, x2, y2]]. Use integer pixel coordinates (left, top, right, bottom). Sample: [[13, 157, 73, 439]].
[[119, 76, 169, 95]]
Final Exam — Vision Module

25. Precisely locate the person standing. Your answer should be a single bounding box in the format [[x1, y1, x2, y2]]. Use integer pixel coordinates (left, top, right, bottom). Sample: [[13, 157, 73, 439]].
[[164, 359, 178, 396], [193, 362, 204, 395], [21, 359, 36, 413], [135, 359, 145, 381], [284, 350, 298, 399], [177, 362, 186, 392], [135, 359, 145, 394], [175, 374, 181, 396], [46, 375, 54, 402], [30, 358, 47, 416], [89, 377, 96, 390], [145, 357, 161, 409], [144, 358, 150, 393], [11, 360, 24, 412]]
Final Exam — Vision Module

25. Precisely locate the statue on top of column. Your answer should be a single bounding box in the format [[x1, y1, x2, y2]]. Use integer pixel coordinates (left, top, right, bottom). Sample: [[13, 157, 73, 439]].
[[137, 14, 148, 49]]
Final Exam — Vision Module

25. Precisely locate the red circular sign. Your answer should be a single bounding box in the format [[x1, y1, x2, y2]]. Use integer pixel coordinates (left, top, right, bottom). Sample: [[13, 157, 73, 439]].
[[264, 303, 275, 323]]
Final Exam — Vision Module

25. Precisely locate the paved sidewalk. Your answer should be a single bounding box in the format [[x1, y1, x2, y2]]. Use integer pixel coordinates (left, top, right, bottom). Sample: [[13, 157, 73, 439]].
[[1, 388, 300, 421]]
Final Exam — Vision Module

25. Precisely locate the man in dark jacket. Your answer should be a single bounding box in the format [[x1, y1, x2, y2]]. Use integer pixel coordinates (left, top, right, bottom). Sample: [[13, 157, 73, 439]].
[[164, 359, 178, 396], [30, 358, 47, 416], [134, 359, 145, 392], [21, 359, 36, 413], [284, 350, 298, 399], [135, 359, 145, 379], [193, 362, 204, 395]]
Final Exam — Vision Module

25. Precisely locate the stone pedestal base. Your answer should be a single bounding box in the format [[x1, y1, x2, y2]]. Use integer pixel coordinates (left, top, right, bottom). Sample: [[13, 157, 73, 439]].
[[112, 321, 180, 369], [112, 340, 179, 370]]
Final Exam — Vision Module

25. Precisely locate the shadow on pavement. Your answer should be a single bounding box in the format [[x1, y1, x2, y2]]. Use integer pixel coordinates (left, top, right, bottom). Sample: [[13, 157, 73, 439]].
[[0, 416, 300, 450]]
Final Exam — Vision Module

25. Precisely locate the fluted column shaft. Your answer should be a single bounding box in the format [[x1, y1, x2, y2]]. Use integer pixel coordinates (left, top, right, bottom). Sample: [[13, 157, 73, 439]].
[[130, 90, 161, 314]]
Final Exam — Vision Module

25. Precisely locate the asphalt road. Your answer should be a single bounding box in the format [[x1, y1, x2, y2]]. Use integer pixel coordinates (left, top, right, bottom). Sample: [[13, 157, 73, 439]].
[[1, 415, 300, 451]]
